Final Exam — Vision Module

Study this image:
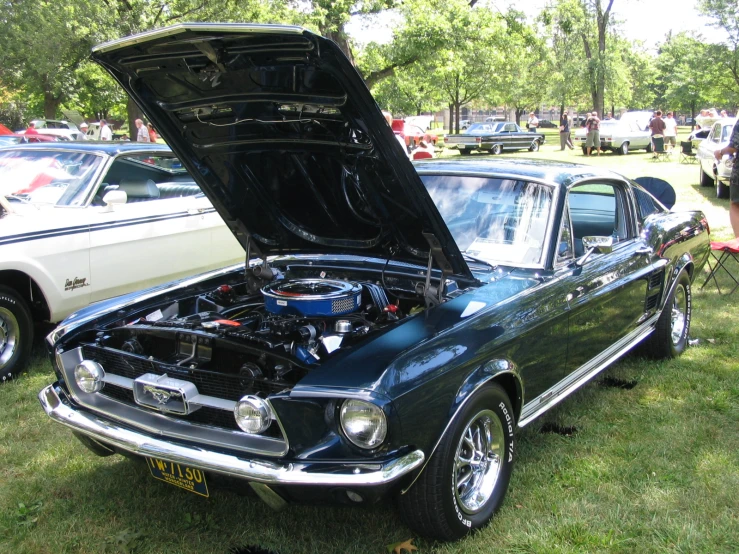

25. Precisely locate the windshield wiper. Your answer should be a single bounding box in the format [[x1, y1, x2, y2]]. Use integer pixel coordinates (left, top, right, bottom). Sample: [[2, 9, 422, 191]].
[[462, 252, 496, 270]]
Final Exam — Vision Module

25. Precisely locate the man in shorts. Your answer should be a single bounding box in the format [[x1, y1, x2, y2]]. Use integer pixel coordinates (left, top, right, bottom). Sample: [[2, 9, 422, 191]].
[[663, 112, 678, 150], [586, 111, 601, 156], [715, 120, 739, 236]]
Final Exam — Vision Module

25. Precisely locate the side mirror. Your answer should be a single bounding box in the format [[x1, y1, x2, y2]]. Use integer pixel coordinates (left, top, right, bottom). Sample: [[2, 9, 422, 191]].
[[577, 236, 613, 266], [101, 190, 127, 212]]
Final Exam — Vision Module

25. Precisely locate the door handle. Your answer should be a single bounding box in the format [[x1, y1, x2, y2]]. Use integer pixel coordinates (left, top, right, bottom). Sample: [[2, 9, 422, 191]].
[[566, 286, 585, 302]]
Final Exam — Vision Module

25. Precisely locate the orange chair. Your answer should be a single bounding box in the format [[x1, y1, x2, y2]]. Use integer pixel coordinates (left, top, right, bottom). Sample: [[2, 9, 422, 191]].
[[700, 238, 739, 295]]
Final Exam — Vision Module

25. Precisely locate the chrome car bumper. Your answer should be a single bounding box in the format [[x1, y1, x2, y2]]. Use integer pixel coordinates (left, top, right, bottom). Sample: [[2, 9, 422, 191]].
[[39, 384, 425, 487]]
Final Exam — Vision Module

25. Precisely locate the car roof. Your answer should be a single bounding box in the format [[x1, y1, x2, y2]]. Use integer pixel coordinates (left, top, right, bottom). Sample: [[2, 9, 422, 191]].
[[1, 142, 173, 155], [414, 157, 628, 191]]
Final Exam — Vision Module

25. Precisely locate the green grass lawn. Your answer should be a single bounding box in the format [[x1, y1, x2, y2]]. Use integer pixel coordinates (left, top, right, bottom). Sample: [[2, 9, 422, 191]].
[[2, 145, 738, 554]]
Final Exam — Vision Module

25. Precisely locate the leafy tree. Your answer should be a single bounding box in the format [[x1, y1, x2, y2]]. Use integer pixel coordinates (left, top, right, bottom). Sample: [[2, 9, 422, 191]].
[[0, 0, 105, 119], [697, 0, 739, 100]]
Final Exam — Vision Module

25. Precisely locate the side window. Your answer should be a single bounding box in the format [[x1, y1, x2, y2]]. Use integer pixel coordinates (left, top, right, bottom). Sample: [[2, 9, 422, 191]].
[[505, 124, 516, 132], [556, 204, 574, 264], [633, 187, 663, 223], [568, 183, 631, 257], [711, 123, 722, 143]]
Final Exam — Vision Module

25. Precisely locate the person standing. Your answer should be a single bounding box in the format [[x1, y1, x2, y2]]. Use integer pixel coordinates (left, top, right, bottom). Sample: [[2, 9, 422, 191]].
[[559, 113, 573, 150], [527, 112, 539, 133], [100, 119, 113, 141], [714, 119, 739, 237], [649, 110, 666, 155], [25, 121, 39, 135], [663, 112, 678, 150], [147, 122, 157, 143], [78, 122, 89, 140], [135, 119, 150, 142], [585, 111, 601, 156]]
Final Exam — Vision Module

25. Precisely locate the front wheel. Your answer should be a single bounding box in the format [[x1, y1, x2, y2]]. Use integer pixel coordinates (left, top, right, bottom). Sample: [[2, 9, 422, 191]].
[[643, 271, 691, 359], [397, 384, 515, 541], [529, 141, 539, 152], [0, 286, 33, 382]]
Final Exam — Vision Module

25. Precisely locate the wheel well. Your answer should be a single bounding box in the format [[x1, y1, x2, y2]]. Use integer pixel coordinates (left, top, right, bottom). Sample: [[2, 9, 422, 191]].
[[491, 373, 523, 424], [0, 270, 50, 322]]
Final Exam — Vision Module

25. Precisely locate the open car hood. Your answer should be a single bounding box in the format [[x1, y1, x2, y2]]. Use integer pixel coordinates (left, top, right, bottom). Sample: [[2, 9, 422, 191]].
[[91, 23, 472, 280]]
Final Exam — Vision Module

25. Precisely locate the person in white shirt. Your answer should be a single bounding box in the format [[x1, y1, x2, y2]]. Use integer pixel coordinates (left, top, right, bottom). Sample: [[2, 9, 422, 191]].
[[78, 122, 89, 140], [527, 112, 539, 133], [100, 120, 113, 141], [135, 119, 150, 142], [663, 112, 678, 150]]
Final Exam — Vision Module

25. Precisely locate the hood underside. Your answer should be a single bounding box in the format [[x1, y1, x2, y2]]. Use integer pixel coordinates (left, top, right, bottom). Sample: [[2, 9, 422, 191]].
[[91, 23, 471, 279]]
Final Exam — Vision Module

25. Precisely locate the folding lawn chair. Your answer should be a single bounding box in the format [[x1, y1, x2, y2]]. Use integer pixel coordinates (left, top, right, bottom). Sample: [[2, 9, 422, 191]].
[[679, 141, 697, 164], [651, 136, 672, 161], [700, 238, 739, 295]]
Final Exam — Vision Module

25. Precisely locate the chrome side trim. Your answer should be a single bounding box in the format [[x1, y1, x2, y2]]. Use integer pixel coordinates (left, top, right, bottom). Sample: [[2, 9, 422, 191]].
[[400, 368, 522, 495], [518, 314, 658, 427], [39, 384, 424, 487]]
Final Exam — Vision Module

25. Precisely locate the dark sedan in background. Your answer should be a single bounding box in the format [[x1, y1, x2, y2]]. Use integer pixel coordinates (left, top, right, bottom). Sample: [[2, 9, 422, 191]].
[[445, 122, 545, 154], [40, 23, 710, 542]]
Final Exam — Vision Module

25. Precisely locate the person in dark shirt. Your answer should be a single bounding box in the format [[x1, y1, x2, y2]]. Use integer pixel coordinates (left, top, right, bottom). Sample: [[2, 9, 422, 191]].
[[649, 110, 667, 156], [559, 113, 573, 150], [585, 111, 601, 156]]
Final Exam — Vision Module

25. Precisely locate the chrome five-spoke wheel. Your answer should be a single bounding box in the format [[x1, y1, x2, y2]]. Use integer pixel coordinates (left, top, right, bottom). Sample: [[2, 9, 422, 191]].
[[454, 409, 504, 514], [670, 282, 687, 346]]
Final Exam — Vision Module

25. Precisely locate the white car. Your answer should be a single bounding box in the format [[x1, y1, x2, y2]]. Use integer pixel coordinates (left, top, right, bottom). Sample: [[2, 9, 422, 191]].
[[0, 142, 244, 380], [573, 117, 653, 155], [696, 117, 737, 199]]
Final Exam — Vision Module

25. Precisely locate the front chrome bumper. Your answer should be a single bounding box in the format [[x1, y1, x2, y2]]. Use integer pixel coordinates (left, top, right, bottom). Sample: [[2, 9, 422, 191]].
[[39, 384, 425, 487]]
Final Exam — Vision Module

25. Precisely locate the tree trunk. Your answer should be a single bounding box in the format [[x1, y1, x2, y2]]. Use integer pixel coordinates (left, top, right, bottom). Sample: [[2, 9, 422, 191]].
[[127, 96, 144, 141], [449, 103, 454, 134], [455, 103, 461, 134], [323, 29, 354, 66], [43, 91, 62, 120]]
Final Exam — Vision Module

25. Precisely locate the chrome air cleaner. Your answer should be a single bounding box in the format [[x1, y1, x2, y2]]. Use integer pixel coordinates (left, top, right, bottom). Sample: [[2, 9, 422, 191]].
[[261, 279, 362, 316]]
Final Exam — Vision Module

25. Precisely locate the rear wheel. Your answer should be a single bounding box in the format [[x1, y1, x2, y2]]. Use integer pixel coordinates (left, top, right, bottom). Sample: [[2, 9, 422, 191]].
[[717, 177, 730, 199], [646, 142, 653, 154], [491, 144, 502, 155], [619, 142, 629, 155], [397, 385, 515, 541], [699, 164, 714, 187], [0, 286, 33, 382], [643, 271, 691, 359], [529, 141, 539, 152], [582, 146, 588, 155]]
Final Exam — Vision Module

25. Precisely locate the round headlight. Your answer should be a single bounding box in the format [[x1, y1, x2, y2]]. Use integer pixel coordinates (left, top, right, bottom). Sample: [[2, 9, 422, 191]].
[[339, 399, 387, 449], [74, 360, 105, 393], [234, 395, 273, 434]]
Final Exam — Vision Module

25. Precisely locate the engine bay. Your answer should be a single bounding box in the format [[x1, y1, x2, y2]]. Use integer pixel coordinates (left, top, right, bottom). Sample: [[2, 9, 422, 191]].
[[85, 264, 434, 392]]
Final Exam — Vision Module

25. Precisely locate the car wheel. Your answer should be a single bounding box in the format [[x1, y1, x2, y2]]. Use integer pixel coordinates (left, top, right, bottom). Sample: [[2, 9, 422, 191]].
[[397, 384, 515, 541], [582, 146, 588, 155], [644, 271, 691, 359], [459, 149, 472, 156], [491, 144, 502, 155], [646, 142, 653, 154], [0, 286, 33, 382], [529, 141, 539, 152], [699, 164, 714, 187], [619, 142, 629, 155], [717, 178, 730, 199]]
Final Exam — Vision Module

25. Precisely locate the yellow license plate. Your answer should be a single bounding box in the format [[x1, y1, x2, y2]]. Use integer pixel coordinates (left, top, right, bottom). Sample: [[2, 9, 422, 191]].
[[146, 457, 209, 497]]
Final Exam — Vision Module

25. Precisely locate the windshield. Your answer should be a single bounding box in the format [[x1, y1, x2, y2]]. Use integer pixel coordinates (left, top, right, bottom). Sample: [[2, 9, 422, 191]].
[[421, 174, 554, 267], [0, 149, 104, 206], [466, 123, 503, 134]]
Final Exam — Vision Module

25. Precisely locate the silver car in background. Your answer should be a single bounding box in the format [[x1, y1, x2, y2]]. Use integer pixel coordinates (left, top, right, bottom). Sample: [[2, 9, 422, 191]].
[[697, 117, 737, 199]]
